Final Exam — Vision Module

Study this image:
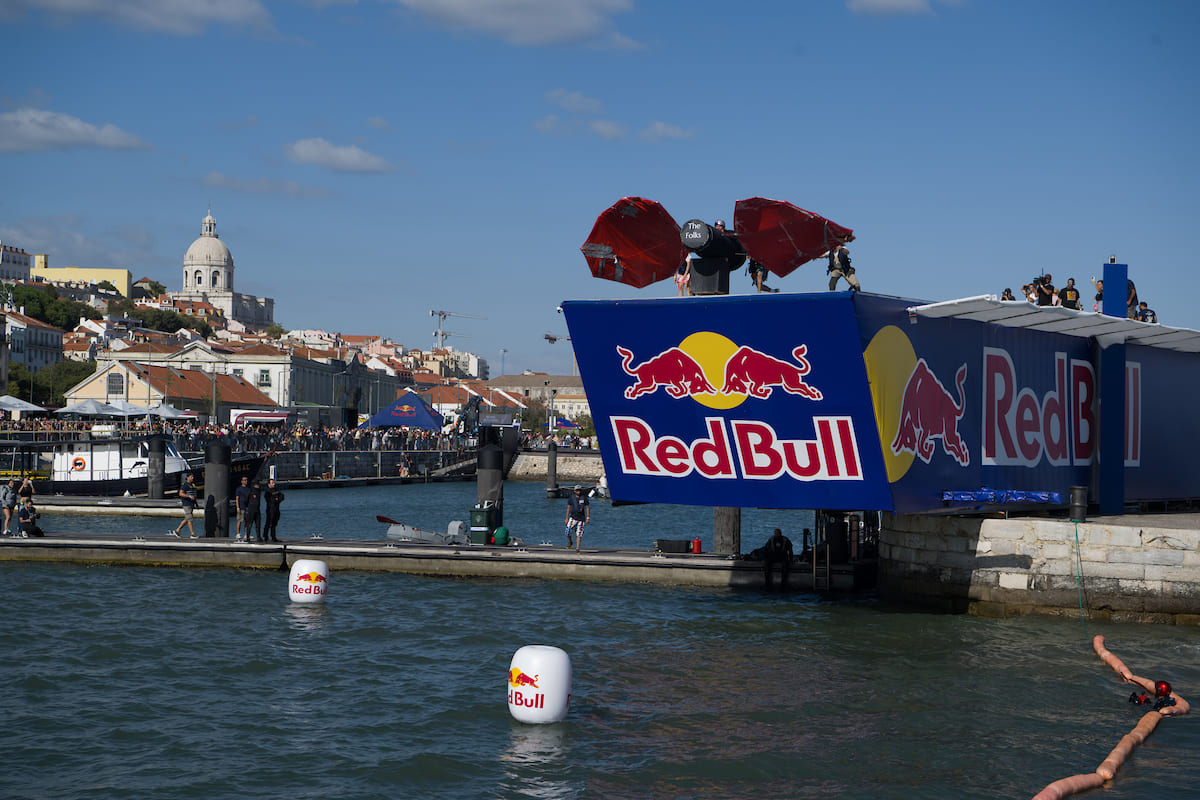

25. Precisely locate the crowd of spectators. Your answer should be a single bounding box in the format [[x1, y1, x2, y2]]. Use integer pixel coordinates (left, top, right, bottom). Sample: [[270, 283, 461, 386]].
[[0, 418, 597, 453], [1004, 274, 1157, 323]]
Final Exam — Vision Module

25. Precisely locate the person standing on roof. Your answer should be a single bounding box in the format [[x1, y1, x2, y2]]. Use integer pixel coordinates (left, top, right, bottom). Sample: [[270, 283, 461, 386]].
[[827, 244, 860, 292]]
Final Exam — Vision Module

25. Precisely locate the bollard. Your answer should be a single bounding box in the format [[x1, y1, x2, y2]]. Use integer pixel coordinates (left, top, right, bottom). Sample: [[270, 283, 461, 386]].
[[508, 645, 572, 724], [203, 443, 231, 538], [289, 559, 329, 603], [1070, 485, 1088, 522], [546, 441, 558, 495], [148, 437, 165, 499]]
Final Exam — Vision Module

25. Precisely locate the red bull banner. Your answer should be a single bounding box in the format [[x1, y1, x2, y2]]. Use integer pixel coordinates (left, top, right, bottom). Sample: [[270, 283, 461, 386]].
[[565, 292, 1200, 514], [563, 294, 893, 510]]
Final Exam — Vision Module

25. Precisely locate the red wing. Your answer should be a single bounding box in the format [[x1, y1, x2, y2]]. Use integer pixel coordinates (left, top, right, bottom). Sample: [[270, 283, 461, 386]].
[[733, 197, 854, 278], [580, 197, 687, 288]]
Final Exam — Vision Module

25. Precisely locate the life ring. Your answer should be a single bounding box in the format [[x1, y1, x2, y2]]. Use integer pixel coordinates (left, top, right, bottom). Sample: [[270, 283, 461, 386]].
[[72, 457, 86, 471]]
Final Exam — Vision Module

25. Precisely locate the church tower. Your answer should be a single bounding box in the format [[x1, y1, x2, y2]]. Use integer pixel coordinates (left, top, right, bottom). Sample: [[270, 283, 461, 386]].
[[182, 211, 234, 292]]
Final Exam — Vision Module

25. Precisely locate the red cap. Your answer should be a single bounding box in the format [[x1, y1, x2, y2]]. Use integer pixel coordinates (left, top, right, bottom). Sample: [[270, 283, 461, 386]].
[[1154, 680, 1172, 697]]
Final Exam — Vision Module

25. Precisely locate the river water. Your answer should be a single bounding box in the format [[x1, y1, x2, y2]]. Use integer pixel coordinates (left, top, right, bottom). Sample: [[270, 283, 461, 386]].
[[7, 482, 1199, 799]]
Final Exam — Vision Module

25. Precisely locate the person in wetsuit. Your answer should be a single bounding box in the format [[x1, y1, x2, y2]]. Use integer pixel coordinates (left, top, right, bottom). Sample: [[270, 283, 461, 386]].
[[762, 528, 794, 590]]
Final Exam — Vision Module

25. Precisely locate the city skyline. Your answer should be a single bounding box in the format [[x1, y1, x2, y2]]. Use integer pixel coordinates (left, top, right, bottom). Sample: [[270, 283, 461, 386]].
[[3, 0, 1198, 375]]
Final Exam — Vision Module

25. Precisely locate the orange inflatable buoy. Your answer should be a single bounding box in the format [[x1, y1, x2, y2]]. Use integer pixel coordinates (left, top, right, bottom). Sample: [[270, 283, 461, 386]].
[[1029, 636, 1189, 800]]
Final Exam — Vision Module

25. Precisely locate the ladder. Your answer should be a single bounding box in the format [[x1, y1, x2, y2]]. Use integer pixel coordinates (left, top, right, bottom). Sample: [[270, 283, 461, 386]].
[[813, 542, 831, 591], [812, 512, 831, 591]]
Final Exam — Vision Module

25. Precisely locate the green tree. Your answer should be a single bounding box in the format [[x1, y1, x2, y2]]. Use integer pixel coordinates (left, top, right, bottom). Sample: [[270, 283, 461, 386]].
[[265, 323, 287, 339], [104, 302, 213, 339], [9, 283, 101, 330], [96, 280, 119, 294], [8, 361, 98, 407], [573, 413, 595, 437], [43, 360, 98, 407]]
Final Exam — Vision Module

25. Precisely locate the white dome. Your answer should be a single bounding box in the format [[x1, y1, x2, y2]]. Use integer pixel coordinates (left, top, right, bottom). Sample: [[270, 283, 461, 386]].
[[183, 212, 233, 269], [184, 236, 233, 268]]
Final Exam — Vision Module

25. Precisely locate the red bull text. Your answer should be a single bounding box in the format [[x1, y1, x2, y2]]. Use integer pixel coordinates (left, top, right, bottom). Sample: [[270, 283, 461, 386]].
[[508, 668, 545, 709], [982, 348, 1141, 468], [612, 416, 862, 481], [291, 571, 328, 596]]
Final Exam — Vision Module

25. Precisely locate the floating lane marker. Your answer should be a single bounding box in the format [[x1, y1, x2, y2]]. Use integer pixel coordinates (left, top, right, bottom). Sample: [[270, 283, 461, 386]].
[[1030, 635, 1189, 800]]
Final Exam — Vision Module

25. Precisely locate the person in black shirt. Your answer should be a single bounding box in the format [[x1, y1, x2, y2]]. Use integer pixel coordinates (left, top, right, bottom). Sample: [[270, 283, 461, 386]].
[[170, 473, 198, 538], [564, 485, 590, 552], [263, 478, 285, 542], [762, 528, 794, 590], [827, 245, 860, 291], [1137, 302, 1158, 323], [245, 480, 263, 542], [1036, 274, 1056, 306], [1059, 278, 1081, 310]]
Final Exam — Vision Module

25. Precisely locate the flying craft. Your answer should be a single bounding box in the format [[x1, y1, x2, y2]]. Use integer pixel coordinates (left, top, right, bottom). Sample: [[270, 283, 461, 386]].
[[579, 196, 854, 291]]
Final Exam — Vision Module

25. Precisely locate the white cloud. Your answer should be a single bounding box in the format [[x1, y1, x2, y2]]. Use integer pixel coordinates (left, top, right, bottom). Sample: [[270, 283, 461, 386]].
[[9, 0, 274, 35], [201, 171, 331, 199], [847, 0, 964, 15], [534, 114, 563, 134], [588, 120, 624, 140], [0, 108, 150, 153], [639, 121, 691, 142], [283, 137, 394, 174], [367, 116, 394, 131], [395, 0, 636, 47], [0, 216, 168, 270], [545, 88, 603, 114]]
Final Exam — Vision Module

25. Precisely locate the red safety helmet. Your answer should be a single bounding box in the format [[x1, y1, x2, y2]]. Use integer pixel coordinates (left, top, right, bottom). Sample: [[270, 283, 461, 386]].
[[1154, 680, 1172, 697]]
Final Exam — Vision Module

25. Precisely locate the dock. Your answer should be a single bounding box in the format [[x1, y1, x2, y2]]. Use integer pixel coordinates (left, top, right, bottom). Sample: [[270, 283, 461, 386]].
[[0, 531, 868, 591]]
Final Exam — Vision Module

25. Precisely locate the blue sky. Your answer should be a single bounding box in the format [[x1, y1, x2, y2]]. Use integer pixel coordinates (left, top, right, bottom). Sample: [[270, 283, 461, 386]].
[[3, 0, 1197, 376]]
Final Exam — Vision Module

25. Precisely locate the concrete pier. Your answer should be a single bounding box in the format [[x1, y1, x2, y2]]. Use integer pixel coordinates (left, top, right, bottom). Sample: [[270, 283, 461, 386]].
[[0, 532, 866, 590], [879, 512, 1200, 625]]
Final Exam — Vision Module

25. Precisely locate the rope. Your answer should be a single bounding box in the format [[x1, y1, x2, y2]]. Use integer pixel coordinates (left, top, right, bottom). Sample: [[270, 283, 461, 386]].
[[1073, 521, 1088, 636]]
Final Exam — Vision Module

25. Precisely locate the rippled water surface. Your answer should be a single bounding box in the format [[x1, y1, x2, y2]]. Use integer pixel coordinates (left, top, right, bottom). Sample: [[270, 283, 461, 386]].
[[7, 483, 1199, 799]]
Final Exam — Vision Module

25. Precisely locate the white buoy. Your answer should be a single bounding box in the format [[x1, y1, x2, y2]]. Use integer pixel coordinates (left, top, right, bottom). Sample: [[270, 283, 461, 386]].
[[508, 645, 572, 723], [289, 559, 329, 604]]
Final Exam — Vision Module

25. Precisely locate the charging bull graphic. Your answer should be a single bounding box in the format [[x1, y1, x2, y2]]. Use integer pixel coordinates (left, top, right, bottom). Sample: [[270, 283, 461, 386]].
[[721, 345, 822, 400], [891, 359, 970, 466], [617, 345, 717, 399]]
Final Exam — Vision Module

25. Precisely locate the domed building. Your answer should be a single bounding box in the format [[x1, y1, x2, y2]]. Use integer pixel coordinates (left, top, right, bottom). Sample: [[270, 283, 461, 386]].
[[173, 211, 274, 328]]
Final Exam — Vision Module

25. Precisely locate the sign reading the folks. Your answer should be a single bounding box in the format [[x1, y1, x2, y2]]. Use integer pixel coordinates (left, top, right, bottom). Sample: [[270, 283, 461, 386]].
[[562, 295, 892, 510]]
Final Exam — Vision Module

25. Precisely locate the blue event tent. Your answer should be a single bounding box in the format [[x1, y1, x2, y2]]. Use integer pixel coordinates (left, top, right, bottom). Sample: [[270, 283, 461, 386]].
[[360, 390, 444, 431]]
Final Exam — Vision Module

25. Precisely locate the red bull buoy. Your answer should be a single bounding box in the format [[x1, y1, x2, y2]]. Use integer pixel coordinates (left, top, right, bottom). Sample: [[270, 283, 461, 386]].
[[508, 645, 572, 724], [289, 559, 329, 604]]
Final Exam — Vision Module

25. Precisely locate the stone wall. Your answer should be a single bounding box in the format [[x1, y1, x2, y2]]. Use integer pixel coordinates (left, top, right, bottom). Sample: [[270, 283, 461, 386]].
[[878, 513, 1200, 625], [507, 452, 605, 482]]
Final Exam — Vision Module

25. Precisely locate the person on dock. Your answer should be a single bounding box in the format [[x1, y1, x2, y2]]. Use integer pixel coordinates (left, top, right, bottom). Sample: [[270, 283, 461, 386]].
[[246, 479, 263, 542], [169, 474, 198, 538], [234, 476, 251, 542], [263, 478, 284, 542], [565, 484, 589, 552], [762, 528, 794, 590], [2, 479, 17, 535], [18, 497, 43, 537], [18, 476, 35, 504]]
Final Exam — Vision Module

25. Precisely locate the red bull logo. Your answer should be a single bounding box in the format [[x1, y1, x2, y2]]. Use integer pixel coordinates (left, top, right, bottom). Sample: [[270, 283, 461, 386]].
[[617, 339, 821, 404], [618, 345, 715, 399], [508, 668, 545, 709], [292, 571, 328, 595], [610, 334, 860, 483], [890, 359, 970, 466], [721, 345, 822, 400]]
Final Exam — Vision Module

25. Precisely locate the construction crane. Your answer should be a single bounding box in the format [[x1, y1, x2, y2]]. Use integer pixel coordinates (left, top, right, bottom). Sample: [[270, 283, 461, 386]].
[[544, 332, 571, 344], [430, 309, 486, 349]]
